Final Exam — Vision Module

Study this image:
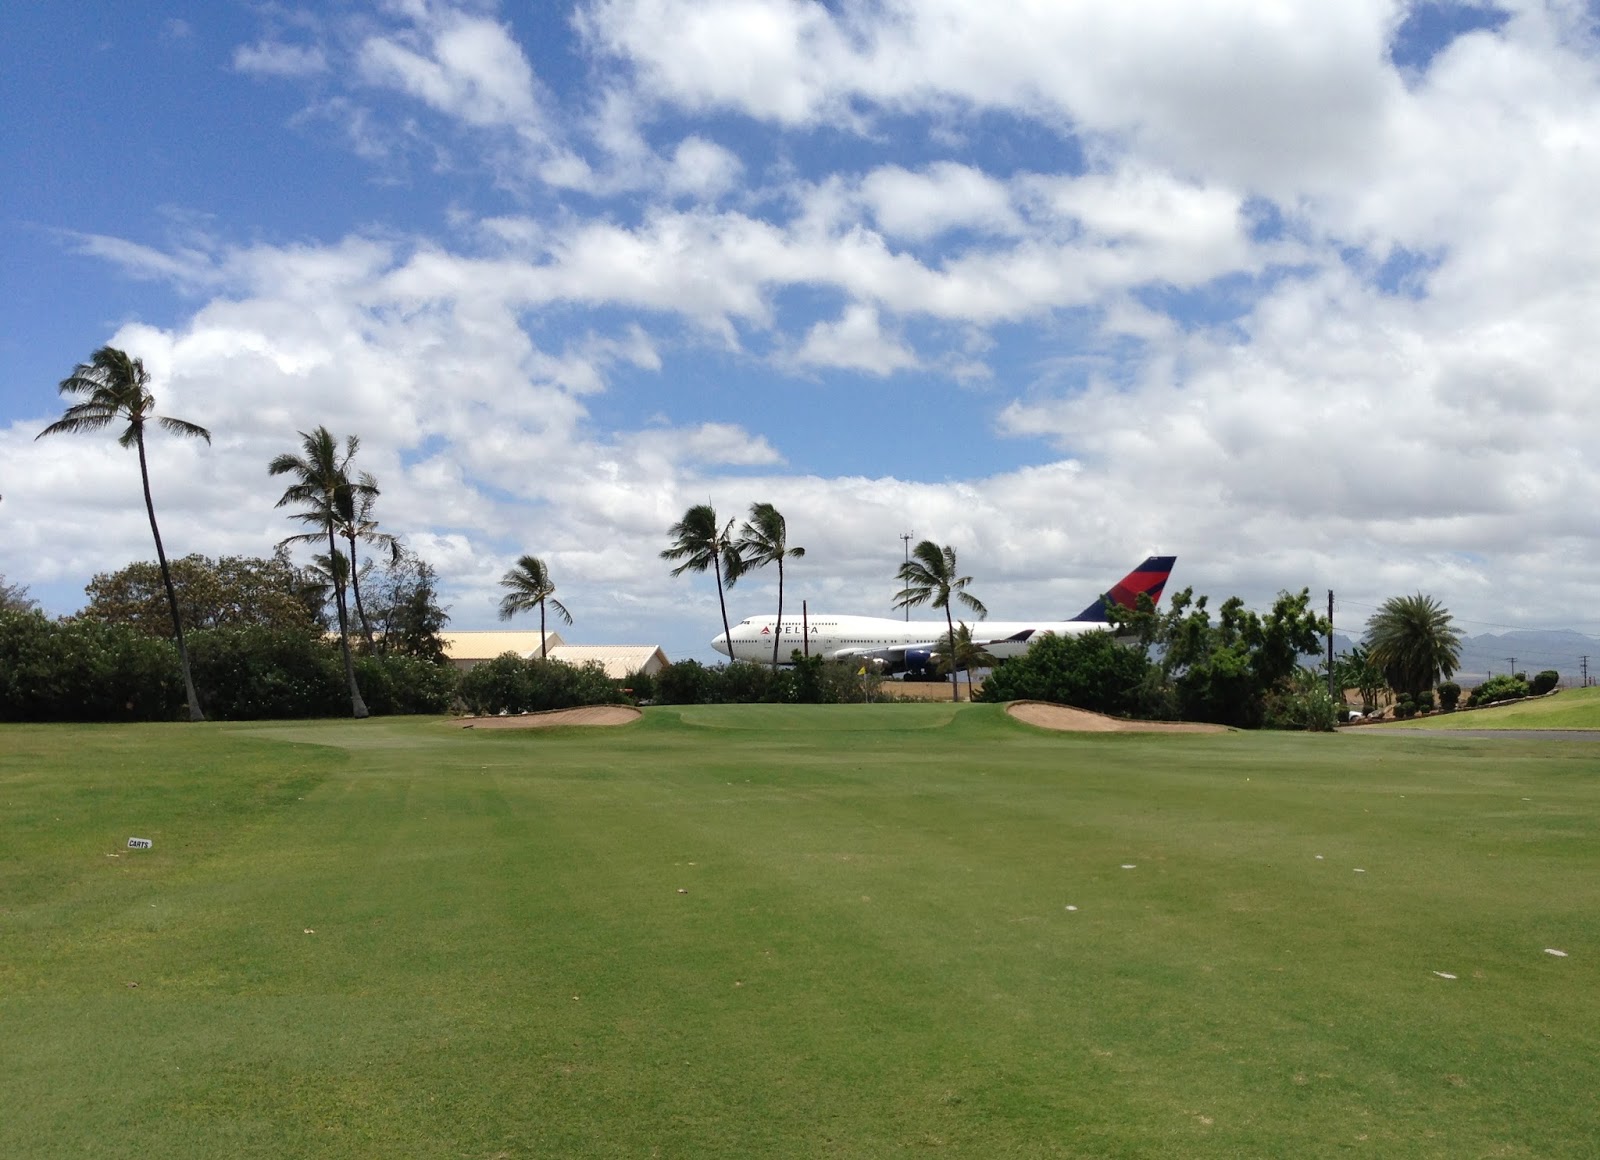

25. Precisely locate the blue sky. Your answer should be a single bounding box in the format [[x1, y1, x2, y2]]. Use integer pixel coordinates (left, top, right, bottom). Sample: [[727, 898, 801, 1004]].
[[5, 1, 1600, 662]]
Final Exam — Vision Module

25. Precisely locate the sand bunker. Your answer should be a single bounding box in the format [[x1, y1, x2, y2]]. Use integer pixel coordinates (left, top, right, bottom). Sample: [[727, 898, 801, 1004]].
[[1005, 701, 1230, 734], [456, 705, 642, 729]]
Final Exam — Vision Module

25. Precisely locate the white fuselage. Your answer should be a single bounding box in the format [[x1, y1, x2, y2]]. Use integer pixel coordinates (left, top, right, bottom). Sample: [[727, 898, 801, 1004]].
[[711, 613, 1109, 668]]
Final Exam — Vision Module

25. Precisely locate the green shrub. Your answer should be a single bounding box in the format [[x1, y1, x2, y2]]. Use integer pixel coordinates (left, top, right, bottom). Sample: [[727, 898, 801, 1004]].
[[1173, 644, 1261, 729], [457, 655, 623, 715], [355, 654, 459, 715], [187, 626, 345, 719], [977, 630, 1156, 718], [524, 658, 624, 711], [621, 667, 657, 703], [719, 661, 782, 704], [656, 659, 717, 705], [1530, 670, 1560, 696], [1415, 689, 1434, 712], [458, 653, 533, 715], [0, 610, 183, 722], [653, 655, 877, 706], [1468, 674, 1529, 708], [817, 659, 880, 704], [1436, 681, 1461, 711], [1264, 685, 1340, 732]]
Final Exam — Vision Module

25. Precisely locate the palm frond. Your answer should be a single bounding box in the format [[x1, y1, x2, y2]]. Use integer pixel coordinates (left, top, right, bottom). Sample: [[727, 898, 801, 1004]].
[[499, 555, 566, 621], [56, 372, 113, 399], [894, 538, 984, 617], [662, 505, 739, 578], [158, 415, 212, 442], [277, 531, 327, 548], [35, 413, 114, 439]]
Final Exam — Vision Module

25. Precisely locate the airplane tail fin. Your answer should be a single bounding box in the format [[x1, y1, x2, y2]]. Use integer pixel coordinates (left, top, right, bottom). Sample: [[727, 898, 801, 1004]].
[[1069, 556, 1177, 622]]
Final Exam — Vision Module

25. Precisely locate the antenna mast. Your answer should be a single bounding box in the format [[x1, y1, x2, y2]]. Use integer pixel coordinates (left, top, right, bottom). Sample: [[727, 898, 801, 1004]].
[[899, 532, 913, 620]]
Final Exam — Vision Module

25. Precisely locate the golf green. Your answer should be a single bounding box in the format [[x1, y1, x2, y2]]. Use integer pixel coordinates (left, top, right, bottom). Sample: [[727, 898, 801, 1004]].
[[3, 704, 1596, 1157]]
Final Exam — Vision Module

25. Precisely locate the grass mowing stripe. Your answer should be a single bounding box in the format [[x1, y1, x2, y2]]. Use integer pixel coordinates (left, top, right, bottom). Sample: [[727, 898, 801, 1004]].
[[3, 706, 1598, 1157]]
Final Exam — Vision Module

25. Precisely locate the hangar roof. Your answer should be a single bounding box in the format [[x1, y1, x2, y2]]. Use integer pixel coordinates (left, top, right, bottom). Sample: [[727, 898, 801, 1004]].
[[441, 630, 567, 661], [548, 645, 669, 679]]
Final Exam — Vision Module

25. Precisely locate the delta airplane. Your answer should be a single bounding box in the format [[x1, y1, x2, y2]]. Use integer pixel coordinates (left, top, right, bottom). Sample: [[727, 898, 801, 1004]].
[[711, 556, 1176, 673]]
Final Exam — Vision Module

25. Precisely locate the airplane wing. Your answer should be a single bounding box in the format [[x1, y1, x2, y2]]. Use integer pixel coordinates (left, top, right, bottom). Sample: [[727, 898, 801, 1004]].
[[828, 641, 941, 665], [828, 629, 1035, 669]]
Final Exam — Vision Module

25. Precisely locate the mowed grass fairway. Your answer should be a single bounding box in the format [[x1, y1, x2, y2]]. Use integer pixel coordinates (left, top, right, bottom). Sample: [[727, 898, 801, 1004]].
[[3, 706, 1598, 1158]]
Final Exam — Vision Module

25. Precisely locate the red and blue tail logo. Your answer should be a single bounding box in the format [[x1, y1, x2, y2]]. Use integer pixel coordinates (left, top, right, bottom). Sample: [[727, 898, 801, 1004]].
[[1069, 556, 1177, 622]]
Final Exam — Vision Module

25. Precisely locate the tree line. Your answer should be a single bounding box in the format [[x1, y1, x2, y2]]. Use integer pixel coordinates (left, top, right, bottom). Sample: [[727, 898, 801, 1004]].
[[8, 345, 1514, 728], [20, 346, 462, 721], [4, 346, 887, 722]]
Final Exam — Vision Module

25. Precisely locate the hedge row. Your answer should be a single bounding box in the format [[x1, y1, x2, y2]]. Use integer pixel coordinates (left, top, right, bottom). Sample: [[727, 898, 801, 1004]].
[[0, 611, 183, 722], [650, 655, 881, 704], [0, 612, 454, 722], [457, 653, 626, 715]]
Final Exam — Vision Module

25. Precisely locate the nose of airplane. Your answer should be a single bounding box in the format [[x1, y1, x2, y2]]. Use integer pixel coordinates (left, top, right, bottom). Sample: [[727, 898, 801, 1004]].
[[711, 634, 730, 657]]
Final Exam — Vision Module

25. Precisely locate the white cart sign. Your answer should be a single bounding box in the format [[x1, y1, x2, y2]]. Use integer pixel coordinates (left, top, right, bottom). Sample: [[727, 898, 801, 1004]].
[[127, 837, 152, 849]]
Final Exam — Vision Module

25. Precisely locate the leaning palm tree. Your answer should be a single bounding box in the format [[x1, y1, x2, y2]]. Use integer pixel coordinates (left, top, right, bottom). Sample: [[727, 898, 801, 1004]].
[[1363, 593, 1462, 700], [337, 474, 400, 649], [662, 503, 744, 658], [37, 347, 210, 720], [894, 539, 988, 703], [736, 502, 805, 666], [269, 427, 374, 718], [498, 555, 572, 658]]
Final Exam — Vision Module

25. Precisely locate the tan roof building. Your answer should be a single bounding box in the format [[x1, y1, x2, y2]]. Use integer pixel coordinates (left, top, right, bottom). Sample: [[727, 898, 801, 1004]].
[[441, 630, 567, 670], [441, 631, 669, 679], [547, 645, 670, 680]]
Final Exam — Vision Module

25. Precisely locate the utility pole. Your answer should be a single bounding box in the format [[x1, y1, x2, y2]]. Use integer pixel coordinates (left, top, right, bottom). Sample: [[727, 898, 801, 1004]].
[[1581, 655, 1590, 687], [1327, 590, 1336, 701], [1507, 657, 1517, 678], [899, 532, 913, 620]]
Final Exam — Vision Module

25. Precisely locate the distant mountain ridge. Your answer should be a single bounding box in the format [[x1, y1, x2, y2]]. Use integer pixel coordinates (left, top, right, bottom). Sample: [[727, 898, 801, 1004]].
[[1325, 629, 1600, 687]]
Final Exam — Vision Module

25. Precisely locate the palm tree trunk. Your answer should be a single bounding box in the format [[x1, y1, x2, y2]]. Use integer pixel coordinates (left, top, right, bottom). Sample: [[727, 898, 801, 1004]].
[[714, 559, 734, 660], [346, 530, 376, 650], [945, 607, 959, 703], [137, 431, 204, 721], [328, 526, 369, 718], [539, 599, 547, 659], [772, 557, 785, 667]]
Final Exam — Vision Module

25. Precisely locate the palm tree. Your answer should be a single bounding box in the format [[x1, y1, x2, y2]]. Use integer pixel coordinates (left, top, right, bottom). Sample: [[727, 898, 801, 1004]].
[[338, 473, 399, 649], [1334, 643, 1386, 715], [662, 504, 744, 658], [944, 621, 998, 701], [894, 539, 988, 704], [498, 555, 572, 658], [269, 427, 374, 718], [37, 347, 210, 721], [1363, 593, 1462, 700], [736, 502, 805, 666]]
